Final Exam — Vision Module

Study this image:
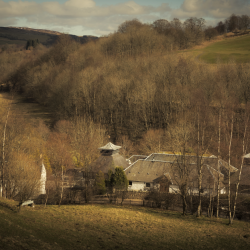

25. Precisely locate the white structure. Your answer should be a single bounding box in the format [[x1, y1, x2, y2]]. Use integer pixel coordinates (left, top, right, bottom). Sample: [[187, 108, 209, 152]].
[[125, 153, 232, 195], [39, 163, 46, 195]]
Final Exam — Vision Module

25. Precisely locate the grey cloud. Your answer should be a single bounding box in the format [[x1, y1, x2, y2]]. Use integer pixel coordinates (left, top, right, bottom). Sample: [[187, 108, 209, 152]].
[[0, 0, 40, 18], [42, 1, 167, 17], [0, 17, 17, 26], [0, 0, 172, 35], [4, 0, 249, 37], [171, 0, 250, 20]]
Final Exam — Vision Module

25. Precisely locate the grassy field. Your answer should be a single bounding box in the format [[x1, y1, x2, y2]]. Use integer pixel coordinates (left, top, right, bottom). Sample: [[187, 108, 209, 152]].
[[183, 34, 250, 64], [1, 198, 250, 250]]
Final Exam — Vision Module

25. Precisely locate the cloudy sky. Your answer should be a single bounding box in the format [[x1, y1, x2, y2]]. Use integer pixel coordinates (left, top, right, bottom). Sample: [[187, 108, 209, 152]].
[[0, 0, 250, 36]]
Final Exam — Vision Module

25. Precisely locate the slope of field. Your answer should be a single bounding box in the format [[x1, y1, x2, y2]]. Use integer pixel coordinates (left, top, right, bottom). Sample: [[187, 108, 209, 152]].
[[183, 34, 250, 64], [1, 199, 250, 250]]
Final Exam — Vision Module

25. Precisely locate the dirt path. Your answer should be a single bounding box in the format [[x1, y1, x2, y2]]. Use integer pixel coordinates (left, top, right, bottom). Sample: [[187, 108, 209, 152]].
[[0, 92, 54, 126]]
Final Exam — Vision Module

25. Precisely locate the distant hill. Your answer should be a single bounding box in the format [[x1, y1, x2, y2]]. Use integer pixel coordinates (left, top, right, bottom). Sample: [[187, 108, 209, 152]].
[[0, 27, 98, 47]]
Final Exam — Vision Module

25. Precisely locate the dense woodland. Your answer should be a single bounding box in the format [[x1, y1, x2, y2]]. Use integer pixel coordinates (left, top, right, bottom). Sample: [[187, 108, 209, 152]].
[[1, 13, 250, 161], [1, 14, 250, 218]]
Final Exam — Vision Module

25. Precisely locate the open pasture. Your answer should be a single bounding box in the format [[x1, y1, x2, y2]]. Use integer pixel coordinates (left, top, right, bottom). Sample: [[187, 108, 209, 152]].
[[183, 34, 250, 64], [0, 199, 250, 250]]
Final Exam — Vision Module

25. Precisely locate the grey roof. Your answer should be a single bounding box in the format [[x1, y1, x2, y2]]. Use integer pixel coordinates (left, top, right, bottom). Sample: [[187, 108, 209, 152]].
[[230, 166, 250, 186], [98, 142, 121, 151], [125, 160, 172, 183], [125, 158, 222, 189], [145, 153, 237, 177], [89, 153, 129, 173], [146, 153, 216, 164], [127, 155, 147, 164]]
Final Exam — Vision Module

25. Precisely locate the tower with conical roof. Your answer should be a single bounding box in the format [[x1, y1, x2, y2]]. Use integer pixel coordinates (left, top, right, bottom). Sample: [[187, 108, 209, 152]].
[[89, 142, 129, 173]]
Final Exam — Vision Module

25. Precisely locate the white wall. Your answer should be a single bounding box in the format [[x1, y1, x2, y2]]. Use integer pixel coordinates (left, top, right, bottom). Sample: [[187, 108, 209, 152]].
[[169, 185, 180, 194], [128, 181, 151, 191], [39, 163, 46, 195]]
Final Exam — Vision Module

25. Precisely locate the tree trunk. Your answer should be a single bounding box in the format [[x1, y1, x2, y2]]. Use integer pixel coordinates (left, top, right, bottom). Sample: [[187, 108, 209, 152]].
[[59, 167, 64, 207], [182, 195, 187, 215], [44, 189, 49, 207], [1, 101, 11, 198], [232, 113, 248, 223], [228, 112, 234, 224], [197, 110, 202, 217], [216, 110, 221, 218]]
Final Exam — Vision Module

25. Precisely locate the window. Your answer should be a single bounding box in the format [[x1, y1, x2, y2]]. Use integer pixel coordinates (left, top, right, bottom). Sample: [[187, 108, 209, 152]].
[[129, 181, 132, 186], [146, 183, 150, 188]]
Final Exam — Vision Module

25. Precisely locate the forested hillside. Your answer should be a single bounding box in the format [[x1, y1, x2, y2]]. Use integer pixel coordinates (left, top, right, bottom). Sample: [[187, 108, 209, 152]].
[[1, 15, 250, 165]]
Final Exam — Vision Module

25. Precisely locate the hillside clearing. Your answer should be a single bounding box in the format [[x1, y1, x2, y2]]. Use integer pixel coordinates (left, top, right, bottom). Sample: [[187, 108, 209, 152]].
[[0, 93, 54, 126], [182, 33, 250, 63], [0, 199, 250, 250]]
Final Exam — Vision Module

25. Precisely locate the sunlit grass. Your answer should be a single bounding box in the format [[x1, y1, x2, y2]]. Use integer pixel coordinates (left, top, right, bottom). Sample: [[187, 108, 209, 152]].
[[183, 34, 250, 64], [1, 198, 250, 250]]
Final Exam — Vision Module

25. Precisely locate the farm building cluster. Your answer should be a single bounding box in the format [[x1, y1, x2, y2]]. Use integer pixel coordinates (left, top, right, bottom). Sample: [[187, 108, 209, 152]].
[[37, 142, 250, 198]]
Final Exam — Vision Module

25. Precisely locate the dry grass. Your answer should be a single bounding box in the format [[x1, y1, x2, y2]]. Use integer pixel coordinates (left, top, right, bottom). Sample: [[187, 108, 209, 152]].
[[0, 198, 250, 250], [0, 93, 53, 126]]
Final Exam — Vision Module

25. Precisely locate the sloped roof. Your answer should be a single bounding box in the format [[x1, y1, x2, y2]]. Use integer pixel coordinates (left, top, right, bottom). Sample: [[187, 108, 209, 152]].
[[125, 160, 172, 183], [127, 155, 147, 164], [89, 153, 129, 173], [145, 153, 237, 175], [125, 159, 221, 189], [230, 166, 250, 186], [146, 153, 216, 165], [206, 165, 224, 186], [98, 142, 121, 151]]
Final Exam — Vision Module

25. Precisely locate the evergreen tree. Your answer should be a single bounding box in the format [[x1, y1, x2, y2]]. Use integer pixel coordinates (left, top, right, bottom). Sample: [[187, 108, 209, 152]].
[[26, 39, 40, 50], [113, 167, 128, 191]]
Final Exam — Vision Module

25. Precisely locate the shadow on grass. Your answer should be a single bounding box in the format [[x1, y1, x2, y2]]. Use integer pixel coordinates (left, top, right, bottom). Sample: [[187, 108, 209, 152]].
[[1, 202, 249, 250], [86, 203, 229, 227]]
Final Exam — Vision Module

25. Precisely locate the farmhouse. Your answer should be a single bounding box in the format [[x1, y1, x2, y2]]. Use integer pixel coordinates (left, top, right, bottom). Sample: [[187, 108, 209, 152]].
[[124, 153, 236, 194]]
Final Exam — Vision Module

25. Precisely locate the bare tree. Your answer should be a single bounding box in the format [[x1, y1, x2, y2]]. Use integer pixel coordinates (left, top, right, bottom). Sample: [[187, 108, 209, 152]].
[[168, 117, 194, 215], [227, 111, 234, 224], [1, 100, 11, 198], [1, 94, 14, 198], [216, 21, 226, 34], [216, 109, 221, 218], [46, 131, 73, 206], [118, 19, 144, 33], [238, 15, 250, 31], [227, 14, 239, 32], [204, 26, 218, 41], [231, 107, 249, 223], [152, 19, 171, 35], [6, 153, 41, 210]]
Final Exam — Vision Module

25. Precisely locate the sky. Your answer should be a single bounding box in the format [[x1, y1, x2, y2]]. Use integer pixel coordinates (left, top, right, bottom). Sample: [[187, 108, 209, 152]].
[[0, 0, 250, 36]]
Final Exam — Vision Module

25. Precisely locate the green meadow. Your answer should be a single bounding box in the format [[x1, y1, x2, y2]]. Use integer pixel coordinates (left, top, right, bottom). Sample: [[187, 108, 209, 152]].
[[185, 34, 250, 64], [1, 199, 250, 250]]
